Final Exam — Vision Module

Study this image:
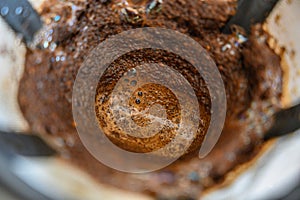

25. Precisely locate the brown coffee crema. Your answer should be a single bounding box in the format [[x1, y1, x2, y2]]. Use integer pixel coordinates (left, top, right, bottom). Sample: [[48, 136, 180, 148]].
[[95, 49, 211, 157]]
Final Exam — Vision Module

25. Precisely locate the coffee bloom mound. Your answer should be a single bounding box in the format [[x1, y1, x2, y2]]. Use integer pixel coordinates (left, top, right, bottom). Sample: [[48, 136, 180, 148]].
[[72, 28, 226, 173]]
